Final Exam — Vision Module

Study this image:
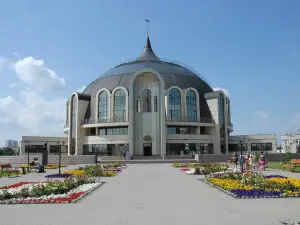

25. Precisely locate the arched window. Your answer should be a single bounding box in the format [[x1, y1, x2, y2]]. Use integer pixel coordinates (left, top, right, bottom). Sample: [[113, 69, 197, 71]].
[[168, 88, 181, 121], [114, 89, 126, 122], [186, 90, 197, 122], [154, 96, 158, 112], [98, 91, 108, 122], [143, 89, 151, 112]]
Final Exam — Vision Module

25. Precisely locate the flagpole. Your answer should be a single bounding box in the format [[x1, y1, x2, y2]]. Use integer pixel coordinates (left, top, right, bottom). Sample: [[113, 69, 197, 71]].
[[145, 19, 150, 37]]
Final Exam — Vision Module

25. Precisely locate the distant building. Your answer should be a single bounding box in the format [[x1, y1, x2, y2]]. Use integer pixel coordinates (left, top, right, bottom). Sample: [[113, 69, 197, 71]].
[[281, 133, 300, 153], [5, 140, 19, 148]]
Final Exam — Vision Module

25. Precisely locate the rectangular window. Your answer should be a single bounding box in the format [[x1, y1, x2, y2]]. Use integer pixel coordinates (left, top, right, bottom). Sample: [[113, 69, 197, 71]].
[[251, 143, 272, 151]]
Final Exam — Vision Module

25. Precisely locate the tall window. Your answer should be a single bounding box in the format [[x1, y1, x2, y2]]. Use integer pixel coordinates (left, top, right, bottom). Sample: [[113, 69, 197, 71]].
[[71, 96, 77, 138], [168, 88, 181, 121], [143, 89, 151, 112], [114, 89, 126, 122], [98, 91, 108, 122], [218, 94, 225, 130], [70, 95, 77, 155], [154, 96, 158, 112], [186, 90, 197, 122], [136, 96, 141, 112], [218, 94, 226, 154]]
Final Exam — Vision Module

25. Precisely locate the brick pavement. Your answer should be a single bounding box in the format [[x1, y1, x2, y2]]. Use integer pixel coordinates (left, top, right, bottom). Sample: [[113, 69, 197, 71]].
[[0, 164, 299, 225]]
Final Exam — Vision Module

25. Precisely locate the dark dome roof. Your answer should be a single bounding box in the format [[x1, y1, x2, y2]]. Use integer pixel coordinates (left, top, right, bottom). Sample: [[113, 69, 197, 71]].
[[82, 36, 213, 119]]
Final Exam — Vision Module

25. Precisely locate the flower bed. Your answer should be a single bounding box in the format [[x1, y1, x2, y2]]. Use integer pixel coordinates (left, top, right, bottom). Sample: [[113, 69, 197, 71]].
[[0, 178, 103, 204], [62, 165, 121, 178], [102, 171, 118, 177], [176, 163, 228, 175], [45, 174, 74, 179], [202, 172, 300, 198]]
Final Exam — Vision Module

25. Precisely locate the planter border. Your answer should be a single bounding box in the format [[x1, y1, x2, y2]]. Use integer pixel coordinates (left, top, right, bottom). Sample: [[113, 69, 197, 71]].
[[0, 182, 105, 205], [74, 182, 106, 204], [200, 179, 300, 199]]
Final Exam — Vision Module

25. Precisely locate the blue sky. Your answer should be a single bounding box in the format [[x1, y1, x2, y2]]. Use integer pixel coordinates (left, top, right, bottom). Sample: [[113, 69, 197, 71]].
[[0, 0, 299, 146]]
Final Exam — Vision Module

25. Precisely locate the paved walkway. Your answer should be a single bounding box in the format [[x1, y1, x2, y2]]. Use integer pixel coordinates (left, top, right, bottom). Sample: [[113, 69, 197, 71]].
[[0, 164, 300, 225]]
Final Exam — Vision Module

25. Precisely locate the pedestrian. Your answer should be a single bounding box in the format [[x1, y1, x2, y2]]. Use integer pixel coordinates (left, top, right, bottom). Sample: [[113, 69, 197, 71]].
[[259, 152, 266, 171], [233, 152, 238, 169], [249, 154, 254, 170]]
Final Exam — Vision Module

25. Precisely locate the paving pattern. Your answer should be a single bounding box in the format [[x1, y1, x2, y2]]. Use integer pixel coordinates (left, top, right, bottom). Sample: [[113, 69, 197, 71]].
[[0, 164, 300, 225]]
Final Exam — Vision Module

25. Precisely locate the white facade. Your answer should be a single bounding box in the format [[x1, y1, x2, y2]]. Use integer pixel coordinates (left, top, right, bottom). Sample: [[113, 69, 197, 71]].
[[281, 133, 300, 153]]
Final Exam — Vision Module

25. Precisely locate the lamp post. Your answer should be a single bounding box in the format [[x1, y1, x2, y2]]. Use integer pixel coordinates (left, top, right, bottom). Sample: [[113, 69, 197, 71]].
[[26, 145, 30, 172], [57, 142, 61, 175], [237, 137, 246, 173], [59, 141, 64, 175]]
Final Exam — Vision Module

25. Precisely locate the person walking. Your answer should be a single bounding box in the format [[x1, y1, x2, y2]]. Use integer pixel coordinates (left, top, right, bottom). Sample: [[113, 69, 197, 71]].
[[249, 154, 254, 171], [259, 152, 266, 171], [233, 152, 238, 169]]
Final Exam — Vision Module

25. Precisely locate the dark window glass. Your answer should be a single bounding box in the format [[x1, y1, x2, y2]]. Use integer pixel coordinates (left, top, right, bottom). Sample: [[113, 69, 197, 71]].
[[114, 89, 126, 121], [251, 143, 272, 151], [154, 96, 158, 112], [168, 88, 181, 121], [186, 90, 197, 122], [98, 91, 109, 122], [143, 89, 152, 112]]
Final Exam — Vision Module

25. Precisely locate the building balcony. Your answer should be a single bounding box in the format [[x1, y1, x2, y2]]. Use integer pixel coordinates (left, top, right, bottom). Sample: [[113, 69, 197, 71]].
[[81, 117, 129, 128], [64, 124, 69, 128], [166, 116, 215, 124]]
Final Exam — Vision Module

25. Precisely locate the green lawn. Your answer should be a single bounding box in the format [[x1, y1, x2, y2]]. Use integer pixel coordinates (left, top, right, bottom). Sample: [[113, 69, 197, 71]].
[[267, 161, 300, 173], [0, 171, 21, 178]]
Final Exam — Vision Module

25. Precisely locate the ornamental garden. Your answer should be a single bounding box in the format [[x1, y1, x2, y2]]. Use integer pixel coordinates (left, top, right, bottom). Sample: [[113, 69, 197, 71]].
[[172, 163, 300, 198], [0, 163, 126, 204]]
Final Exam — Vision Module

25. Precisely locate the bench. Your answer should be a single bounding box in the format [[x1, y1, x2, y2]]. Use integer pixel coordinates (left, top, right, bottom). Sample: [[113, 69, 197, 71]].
[[283, 159, 300, 172], [0, 164, 20, 178]]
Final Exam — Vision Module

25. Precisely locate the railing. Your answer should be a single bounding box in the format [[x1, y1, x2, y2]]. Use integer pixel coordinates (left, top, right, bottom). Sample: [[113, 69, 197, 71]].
[[64, 124, 69, 128], [81, 117, 129, 125], [228, 122, 233, 128], [166, 116, 215, 124]]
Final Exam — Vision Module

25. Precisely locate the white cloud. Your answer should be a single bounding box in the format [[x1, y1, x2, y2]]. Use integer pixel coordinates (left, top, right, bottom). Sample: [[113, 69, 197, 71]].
[[0, 88, 66, 141], [0, 55, 69, 146], [255, 111, 270, 120], [76, 86, 86, 93], [12, 57, 66, 91], [213, 87, 230, 97]]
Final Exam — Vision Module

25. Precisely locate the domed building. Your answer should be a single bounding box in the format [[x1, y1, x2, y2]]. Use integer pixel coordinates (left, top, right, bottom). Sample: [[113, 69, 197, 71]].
[[65, 36, 234, 156], [19, 37, 277, 159]]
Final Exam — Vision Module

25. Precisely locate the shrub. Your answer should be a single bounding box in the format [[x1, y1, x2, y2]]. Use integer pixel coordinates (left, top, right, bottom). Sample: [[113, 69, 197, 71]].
[[286, 152, 292, 161]]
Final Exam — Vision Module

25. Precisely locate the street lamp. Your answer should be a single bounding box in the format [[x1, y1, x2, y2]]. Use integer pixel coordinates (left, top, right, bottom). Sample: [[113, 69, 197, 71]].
[[237, 137, 246, 173], [59, 141, 64, 175]]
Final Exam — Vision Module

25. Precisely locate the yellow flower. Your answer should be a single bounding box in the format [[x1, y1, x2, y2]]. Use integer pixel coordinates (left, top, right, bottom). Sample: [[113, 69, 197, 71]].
[[207, 178, 253, 190], [62, 169, 86, 177]]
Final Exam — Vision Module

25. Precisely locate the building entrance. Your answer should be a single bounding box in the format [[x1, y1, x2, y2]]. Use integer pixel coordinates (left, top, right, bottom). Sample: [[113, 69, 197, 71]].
[[143, 143, 152, 156]]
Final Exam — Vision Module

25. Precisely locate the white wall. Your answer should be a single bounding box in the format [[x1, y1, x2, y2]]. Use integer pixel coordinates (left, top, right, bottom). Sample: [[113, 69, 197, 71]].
[[229, 134, 277, 152], [20, 136, 67, 155]]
